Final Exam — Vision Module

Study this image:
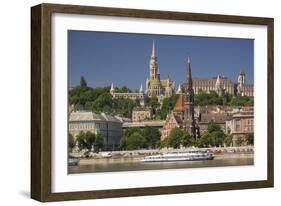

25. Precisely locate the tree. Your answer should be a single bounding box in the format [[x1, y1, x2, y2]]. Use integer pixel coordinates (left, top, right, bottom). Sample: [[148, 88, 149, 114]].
[[194, 90, 224, 106], [211, 130, 225, 147], [160, 138, 169, 148], [95, 133, 104, 151], [207, 120, 221, 133], [120, 132, 146, 150], [120, 128, 146, 150], [181, 132, 193, 147], [229, 96, 253, 106], [197, 132, 213, 147], [142, 126, 161, 149], [197, 122, 226, 148], [156, 94, 179, 119], [124, 127, 142, 138], [93, 93, 113, 111], [245, 133, 254, 145], [113, 98, 138, 118], [147, 96, 160, 112], [80, 76, 87, 87], [76, 131, 95, 150], [114, 86, 132, 93], [224, 136, 233, 147], [68, 84, 139, 118], [193, 89, 254, 106], [236, 136, 245, 146], [167, 128, 185, 149], [68, 133, 75, 149]]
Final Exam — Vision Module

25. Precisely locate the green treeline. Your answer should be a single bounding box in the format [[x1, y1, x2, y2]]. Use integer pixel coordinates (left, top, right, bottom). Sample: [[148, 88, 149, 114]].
[[160, 121, 253, 148], [69, 76, 253, 119], [68, 131, 104, 152], [146, 94, 180, 120], [160, 121, 227, 148], [194, 90, 253, 106], [69, 77, 138, 118], [68, 121, 254, 152], [120, 126, 161, 150]]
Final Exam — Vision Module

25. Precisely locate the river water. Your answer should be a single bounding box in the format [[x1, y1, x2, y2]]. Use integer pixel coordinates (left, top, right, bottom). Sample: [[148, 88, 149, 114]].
[[68, 153, 253, 174]]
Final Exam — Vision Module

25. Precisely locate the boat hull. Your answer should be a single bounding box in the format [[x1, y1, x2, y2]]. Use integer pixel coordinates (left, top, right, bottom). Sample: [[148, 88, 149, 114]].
[[141, 155, 214, 163], [68, 158, 80, 166]]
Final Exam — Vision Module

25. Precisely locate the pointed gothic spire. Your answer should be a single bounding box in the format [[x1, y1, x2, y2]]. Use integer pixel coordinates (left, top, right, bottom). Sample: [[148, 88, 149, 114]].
[[151, 40, 155, 57], [110, 83, 114, 93], [187, 57, 192, 84], [139, 84, 143, 93], [176, 84, 182, 94], [216, 75, 221, 86]]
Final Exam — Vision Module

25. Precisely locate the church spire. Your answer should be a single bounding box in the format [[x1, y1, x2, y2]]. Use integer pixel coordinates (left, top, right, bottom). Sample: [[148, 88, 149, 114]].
[[110, 83, 114, 94], [176, 84, 182, 94], [187, 57, 193, 90], [183, 57, 196, 139], [151, 40, 155, 57], [139, 84, 143, 93]]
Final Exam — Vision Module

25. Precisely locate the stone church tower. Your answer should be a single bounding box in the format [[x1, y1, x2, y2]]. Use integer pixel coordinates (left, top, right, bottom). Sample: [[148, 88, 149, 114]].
[[183, 57, 196, 138], [146, 41, 175, 100], [149, 40, 159, 80], [238, 71, 246, 86]]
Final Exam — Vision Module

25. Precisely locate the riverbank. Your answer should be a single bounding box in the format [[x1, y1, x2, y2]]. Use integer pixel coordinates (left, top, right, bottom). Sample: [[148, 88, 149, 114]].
[[77, 152, 253, 165], [69, 146, 254, 162], [70, 146, 254, 166], [69, 152, 254, 173]]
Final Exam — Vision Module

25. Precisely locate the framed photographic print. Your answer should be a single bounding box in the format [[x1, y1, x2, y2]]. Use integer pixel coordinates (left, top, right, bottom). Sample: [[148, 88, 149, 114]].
[[31, 3, 274, 202]]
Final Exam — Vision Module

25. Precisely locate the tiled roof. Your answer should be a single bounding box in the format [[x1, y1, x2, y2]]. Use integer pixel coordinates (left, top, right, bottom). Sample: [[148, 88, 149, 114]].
[[200, 113, 230, 123], [173, 95, 185, 112], [173, 114, 183, 125], [69, 111, 121, 123]]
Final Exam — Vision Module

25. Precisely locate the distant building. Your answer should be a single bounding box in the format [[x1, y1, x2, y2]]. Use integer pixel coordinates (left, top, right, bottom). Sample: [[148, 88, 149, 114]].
[[192, 75, 234, 95], [237, 71, 254, 97], [69, 111, 123, 146], [123, 120, 165, 129], [198, 113, 232, 133], [146, 41, 175, 102], [161, 113, 183, 140], [226, 111, 254, 146], [196, 105, 254, 115], [179, 71, 254, 97], [132, 107, 153, 122], [69, 103, 84, 114], [110, 83, 146, 106]]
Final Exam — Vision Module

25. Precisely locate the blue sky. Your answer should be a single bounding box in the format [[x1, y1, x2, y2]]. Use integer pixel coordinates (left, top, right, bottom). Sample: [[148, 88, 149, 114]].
[[68, 30, 254, 89]]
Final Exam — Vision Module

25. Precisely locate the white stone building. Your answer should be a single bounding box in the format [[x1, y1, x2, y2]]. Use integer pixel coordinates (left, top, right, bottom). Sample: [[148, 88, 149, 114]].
[[69, 111, 123, 146], [132, 107, 153, 122]]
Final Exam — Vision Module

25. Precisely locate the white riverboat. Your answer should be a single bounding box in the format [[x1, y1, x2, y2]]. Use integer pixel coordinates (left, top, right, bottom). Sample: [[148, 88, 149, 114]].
[[68, 158, 80, 166], [141, 151, 214, 162]]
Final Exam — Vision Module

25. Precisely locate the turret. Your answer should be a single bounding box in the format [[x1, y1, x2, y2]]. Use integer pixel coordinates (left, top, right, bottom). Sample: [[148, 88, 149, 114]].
[[176, 84, 182, 94], [238, 70, 246, 86], [110, 83, 114, 94], [139, 84, 144, 93], [149, 40, 159, 80], [215, 75, 221, 88]]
